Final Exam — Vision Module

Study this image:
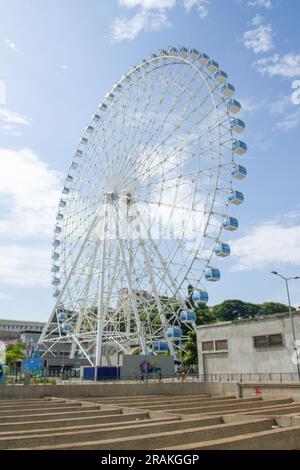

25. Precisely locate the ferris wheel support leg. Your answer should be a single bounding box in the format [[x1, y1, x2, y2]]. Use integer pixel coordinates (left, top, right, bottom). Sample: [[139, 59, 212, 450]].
[[38, 213, 100, 346], [95, 200, 109, 369], [69, 242, 99, 359], [113, 202, 147, 354], [117, 238, 147, 355], [140, 241, 175, 357]]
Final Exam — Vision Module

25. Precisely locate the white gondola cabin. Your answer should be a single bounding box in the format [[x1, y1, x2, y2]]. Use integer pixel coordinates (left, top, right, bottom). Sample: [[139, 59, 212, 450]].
[[53, 289, 60, 298], [99, 103, 108, 112], [153, 341, 169, 352], [52, 239, 61, 247], [221, 83, 235, 97], [113, 83, 122, 93], [54, 226, 62, 234], [232, 140, 247, 155], [229, 190, 244, 205], [207, 59, 219, 73], [230, 118, 245, 133], [56, 213, 64, 221], [205, 268, 221, 282], [166, 327, 183, 340], [227, 99, 241, 114], [57, 312, 67, 322], [51, 265, 60, 273], [168, 47, 178, 56], [231, 164, 247, 180], [179, 47, 188, 57], [192, 290, 209, 304], [92, 113, 101, 123], [105, 93, 114, 101], [52, 277, 60, 286], [199, 52, 209, 65], [214, 70, 228, 84], [85, 125, 94, 134], [121, 74, 131, 83], [80, 137, 88, 146], [214, 243, 230, 257], [180, 311, 196, 323], [189, 48, 199, 60], [223, 217, 239, 231]]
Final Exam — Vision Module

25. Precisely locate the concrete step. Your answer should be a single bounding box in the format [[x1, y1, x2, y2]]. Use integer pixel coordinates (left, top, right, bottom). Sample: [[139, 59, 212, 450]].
[[23, 418, 273, 451], [85, 394, 210, 404], [142, 397, 261, 411], [113, 396, 237, 408], [0, 408, 122, 424], [169, 398, 293, 415], [163, 424, 300, 450], [0, 416, 224, 450], [0, 411, 150, 432], [244, 403, 300, 416], [0, 402, 89, 412], [0, 404, 101, 417], [0, 415, 178, 438]]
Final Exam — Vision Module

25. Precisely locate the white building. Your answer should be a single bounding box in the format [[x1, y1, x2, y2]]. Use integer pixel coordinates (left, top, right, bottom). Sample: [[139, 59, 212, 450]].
[[0, 319, 45, 341], [196, 311, 300, 380]]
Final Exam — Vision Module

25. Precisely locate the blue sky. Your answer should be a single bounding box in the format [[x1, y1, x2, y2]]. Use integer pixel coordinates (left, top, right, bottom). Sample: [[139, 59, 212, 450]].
[[0, 0, 300, 321]]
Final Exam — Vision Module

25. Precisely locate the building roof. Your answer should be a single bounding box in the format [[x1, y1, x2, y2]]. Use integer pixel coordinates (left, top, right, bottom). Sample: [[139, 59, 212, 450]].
[[0, 319, 45, 326], [196, 310, 300, 330]]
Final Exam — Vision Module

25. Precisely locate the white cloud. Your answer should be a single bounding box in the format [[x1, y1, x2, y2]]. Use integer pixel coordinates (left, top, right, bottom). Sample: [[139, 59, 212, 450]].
[[239, 98, 265, 114], [0, 107, 31, 126], [243, 21, 274, 54], [0, 148, 62, 239], [111, 9, 171, 42], [4, 39, 19, 52], [246, 0, 272, 9], [0, 244, 50, 287], [273, 107, 300, 132], [119, 0, 176, 8], [252, 13, 263, 26], [254, 53, 300, 78], [183, 0, 209, 17], [231, 214, 300, 271]]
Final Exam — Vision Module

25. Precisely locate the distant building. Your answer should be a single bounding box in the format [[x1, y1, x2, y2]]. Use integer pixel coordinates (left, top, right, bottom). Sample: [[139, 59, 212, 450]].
[[0, 319, 44, 342], [197, 311, 300, 379]]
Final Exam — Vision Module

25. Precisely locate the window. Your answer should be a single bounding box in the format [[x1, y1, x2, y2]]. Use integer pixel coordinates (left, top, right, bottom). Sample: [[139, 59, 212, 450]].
[[202, 341, 214, 351], [269, 333, 283, 346], [254, 335, 269, 348], [254, 333, 283, 348], [215, 339, 228, 350]]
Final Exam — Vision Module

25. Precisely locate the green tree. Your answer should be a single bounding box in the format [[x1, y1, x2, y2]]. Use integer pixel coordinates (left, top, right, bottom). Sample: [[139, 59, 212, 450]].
[[260, 302, 294, 316], [5, 343, 26, 369], [183, 330, 198, 365], [213, 299, 261, 321]]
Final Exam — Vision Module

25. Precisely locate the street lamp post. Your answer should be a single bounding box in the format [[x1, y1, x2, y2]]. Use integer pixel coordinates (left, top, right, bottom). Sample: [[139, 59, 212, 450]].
[[271, 271, 300, 382]]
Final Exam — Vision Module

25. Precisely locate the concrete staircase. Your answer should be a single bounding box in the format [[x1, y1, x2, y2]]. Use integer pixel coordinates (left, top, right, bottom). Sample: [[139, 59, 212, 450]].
[[0, 394, 299, 450]]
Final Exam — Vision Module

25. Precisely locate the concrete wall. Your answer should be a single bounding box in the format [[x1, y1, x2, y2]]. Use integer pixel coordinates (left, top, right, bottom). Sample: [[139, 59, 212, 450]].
[[1, 381, 300, 401], [0, 382, 207, 400], [197, 311, 300, 376]]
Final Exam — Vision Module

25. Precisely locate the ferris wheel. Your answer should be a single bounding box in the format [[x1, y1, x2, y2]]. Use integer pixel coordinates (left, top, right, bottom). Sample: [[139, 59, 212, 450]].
[[38, 47, 247, 366]]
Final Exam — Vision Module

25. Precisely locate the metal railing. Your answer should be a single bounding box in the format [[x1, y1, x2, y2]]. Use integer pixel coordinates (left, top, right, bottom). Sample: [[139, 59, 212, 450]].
[[199, 372, 300, 383]]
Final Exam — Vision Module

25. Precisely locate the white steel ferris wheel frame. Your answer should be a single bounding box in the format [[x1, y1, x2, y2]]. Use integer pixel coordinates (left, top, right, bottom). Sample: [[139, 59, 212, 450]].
[[38, 47, 247, 367]]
